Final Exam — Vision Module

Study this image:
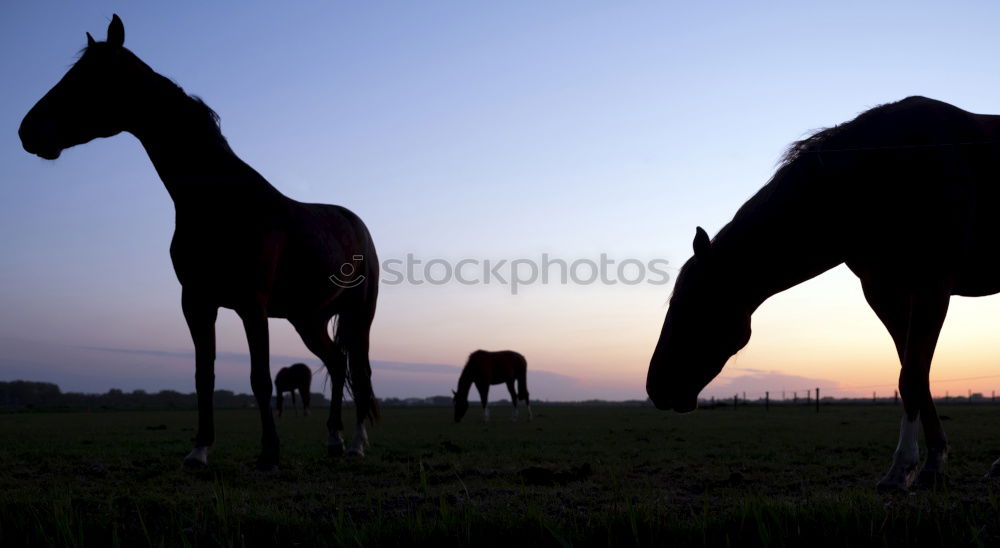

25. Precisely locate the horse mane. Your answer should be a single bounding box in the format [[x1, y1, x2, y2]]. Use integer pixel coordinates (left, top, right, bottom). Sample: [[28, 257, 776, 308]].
[[151, 74, 229, 147], [81, 43, 228, 147], [778, 99, 913, 167], [457, 350, 486, 386], [715, 98, 931, 246]]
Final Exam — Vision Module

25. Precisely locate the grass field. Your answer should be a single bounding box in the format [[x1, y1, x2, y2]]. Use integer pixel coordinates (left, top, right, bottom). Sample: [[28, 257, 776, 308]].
[[3, 404, 1000, 547]]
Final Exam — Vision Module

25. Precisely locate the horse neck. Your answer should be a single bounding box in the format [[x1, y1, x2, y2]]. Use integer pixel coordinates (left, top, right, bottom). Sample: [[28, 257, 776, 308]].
[[456, 368, 476, 399], [714, 162, 845, 312], [124, 73, 282, 207]]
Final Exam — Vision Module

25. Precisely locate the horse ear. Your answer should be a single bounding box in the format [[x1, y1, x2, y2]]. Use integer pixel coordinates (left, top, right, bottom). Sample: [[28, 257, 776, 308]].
[[107, 14, 124, 48], [86, 32, 95, 48], [693, 226, 712, 259]]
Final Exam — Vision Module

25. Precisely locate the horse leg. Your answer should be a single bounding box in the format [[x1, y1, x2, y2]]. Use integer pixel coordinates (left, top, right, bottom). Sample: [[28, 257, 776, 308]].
[[277, 391, 284, 419], [238, 304, 280, 471], [291, 390, 298, 416], [302, 385, 311, 417], [519, 373, 532, 421], [291, 317, 347, 457], [478, 384, 490, 422], [181, 291, 218, 468], [863, 281, 950, 492], [342, 317, 378, 457], [899, 290, 950, 491], [506, 380, 518, 421]]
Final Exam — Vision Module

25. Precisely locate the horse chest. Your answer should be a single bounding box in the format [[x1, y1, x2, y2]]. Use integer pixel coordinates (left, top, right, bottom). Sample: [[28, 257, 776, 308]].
[[169, 227, 281, 292]]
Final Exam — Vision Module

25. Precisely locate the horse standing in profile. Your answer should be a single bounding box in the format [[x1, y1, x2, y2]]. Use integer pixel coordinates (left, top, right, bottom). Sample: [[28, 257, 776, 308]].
[[453, 350, 531, 422], [275, 363, 313, 418], [646, 95, 1000, 491], [19, 16, 380, 470]]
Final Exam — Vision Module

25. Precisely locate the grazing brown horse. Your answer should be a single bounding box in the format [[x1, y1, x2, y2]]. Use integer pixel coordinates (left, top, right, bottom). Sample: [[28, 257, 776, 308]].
[[275, 363, 313, 418], [453, 350, 531, 422], [18, 15, 380, 470], [647, 95, 1000, 491]]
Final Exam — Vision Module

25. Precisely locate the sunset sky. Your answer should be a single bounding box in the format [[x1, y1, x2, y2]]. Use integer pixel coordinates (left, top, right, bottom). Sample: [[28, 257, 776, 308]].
[[5, 2, 1000, 401]]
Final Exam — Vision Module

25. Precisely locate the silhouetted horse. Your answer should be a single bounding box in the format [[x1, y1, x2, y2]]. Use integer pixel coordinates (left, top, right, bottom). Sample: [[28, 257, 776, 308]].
[[453, 350, 531, 422], [19, 15, 380, 470], [275, 363, 312, 418], [646, 95, 1000, 491]]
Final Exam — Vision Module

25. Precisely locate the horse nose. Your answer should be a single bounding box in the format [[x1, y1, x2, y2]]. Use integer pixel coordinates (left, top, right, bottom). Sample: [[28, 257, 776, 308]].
[[19, 111, 60, 159], [646, 383, 673, 410], [18, 115, 38, 154]]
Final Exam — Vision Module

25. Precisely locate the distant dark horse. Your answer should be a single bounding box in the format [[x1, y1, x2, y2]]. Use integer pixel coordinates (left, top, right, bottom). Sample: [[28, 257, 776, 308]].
[[275, 363, 312, 418], [19, 16, 380, 469], [453, 350, 531, 422], [647, 95, 1000, 491]]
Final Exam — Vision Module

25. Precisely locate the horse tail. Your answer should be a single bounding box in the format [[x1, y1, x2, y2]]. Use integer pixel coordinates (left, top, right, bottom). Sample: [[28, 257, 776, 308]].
[[361, 276, 381, 425], [517, 356, 529, 402], [335, 283, 381, 425], [311, 362, 330, 396]]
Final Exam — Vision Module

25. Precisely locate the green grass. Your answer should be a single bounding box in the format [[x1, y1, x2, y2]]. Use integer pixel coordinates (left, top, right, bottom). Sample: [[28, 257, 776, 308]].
[[2, 404, 1000, 546]]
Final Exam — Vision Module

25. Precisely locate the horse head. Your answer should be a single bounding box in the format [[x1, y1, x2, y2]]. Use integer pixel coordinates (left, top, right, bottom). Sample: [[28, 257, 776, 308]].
[[452, 389, 469, 423], [20, 15, 142, 160], [646, 227, 753, 412]]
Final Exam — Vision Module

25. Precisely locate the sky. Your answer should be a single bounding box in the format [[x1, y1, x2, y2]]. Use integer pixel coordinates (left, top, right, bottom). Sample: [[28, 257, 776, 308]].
[[5, 2, 1000, 401]]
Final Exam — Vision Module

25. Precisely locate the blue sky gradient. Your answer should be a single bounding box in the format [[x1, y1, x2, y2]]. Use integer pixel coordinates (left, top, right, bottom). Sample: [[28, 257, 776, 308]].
[[6, 2, 1000, 400]]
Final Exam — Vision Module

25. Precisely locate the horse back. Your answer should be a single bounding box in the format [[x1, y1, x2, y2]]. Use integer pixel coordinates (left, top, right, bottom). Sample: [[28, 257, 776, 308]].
[[822, 98, 1000, 293], [468, 350, 527, 385], [270, 201, 379, 318]]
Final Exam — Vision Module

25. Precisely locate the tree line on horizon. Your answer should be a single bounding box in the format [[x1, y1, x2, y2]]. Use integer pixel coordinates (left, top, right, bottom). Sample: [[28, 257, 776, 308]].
[[0, 380, 657, 409], [0, 380, 501, 409], [10, 380, 987, 410]]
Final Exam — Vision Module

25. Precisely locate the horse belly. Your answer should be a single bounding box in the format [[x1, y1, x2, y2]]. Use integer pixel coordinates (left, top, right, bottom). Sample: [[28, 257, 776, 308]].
[[170, 230, 286, 311], [952, 257, 1000, 297], [952, 207, 1000, 296]]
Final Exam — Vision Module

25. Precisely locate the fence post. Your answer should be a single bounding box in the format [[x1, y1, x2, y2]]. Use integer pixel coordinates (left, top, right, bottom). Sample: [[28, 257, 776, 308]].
[[734, 394, 738, 409], [873, 391, 876, 404], [894, 390, 898, 405], [815, 387, 819, 413], [766, 391, 769, 411]]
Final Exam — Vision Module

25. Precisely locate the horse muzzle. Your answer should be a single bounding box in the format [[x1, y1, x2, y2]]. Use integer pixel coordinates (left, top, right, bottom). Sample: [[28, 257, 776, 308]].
[[647, 384, 698, 413], [19, 115, 63, 160]]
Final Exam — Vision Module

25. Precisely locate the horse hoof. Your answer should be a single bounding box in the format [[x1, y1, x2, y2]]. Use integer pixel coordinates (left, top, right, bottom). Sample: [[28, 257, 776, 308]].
[[255, 462, 278, 473], [182, 456, 207, 469], [256, 446, 279, 472], [876, 480, 909, 494], [345, 447, 365, 458], [876, 472, 914, 493], [987, 461, 1000, 478], [328, 443, 345, 457], [183, 447, 208, 469], [915, 470, 947, 489], [876, 462, 917, 494]]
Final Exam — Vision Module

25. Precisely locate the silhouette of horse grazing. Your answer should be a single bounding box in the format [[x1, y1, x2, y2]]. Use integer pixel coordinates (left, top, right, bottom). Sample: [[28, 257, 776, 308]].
[[453, 350, 531, 422], [275, 363, 312, 418], [19, 15, 380, 470], [646, 95, 1000, 491]]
